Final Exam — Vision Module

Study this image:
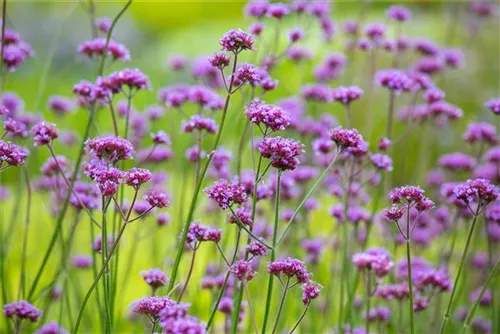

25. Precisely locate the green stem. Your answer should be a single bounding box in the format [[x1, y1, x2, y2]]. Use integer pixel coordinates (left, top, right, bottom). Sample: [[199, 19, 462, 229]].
[[168, 52, 239, 293], [271, 277, 290, 334], [289, 305, 309, 334], [177, 246, 197, 302], [262, 170, 282, 333], [439, 212, 479, 334], [18, 167, 31, 300], [406, 239, 415, 334], [365, 273, 371, 334], [277, 151, 341, 245]]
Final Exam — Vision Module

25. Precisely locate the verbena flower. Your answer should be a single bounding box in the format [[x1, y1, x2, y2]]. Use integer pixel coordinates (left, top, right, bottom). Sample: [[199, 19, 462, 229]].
[[144, 189, 171, 208], [258, 136, 304, 171], [370, 153, 393, 171], [463, 122, 497, 145], [124, 168, 152, 189], [0, 140, 29, 168], [332, 86, 364, 104], [71, 255, 93, 269], [485, 98, 500, 115], [268, 257, 310, 283], [246, 240, 268, 257], [386, 5, 412, 22], [78, 38, 130, 62], [85, 136, 134, 162], [94, 17, 111, 33], [182, 115, 218, 134], [438, 153, 476, 171], [230, 260, 256, 281], [301, 280, 322, 305], [131, 296, 175, 318], [36, 321, 67, 334], [3, 300, 41, 322], [47, 95, 76, 115], [245, 99, 291, 132], [186, 222, 222, 245], [454, 179, 499, 210], [140, 268, 169, 289], [219, 29, 254, 53], [205, 179, 247, 209], [375, 69, 413, 94], [352, 248, 393, 277], [32, 121, 59, 146]]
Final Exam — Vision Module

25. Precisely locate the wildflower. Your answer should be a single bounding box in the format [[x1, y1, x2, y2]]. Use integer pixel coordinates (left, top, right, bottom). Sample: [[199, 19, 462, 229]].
[[99, 68, 151, 93], [131, 296, 175, 318], [208, 52, 231, 69], [302, 281, 322, 305], [375, 69, 413, 94], [78, 38, 130, 62], [182, 115, 218, 134], [329, 126, 365, 153], [258, 136, 304, 171], [47, 95, 76, 115], [352, 248, 393, 277], [71, 255, 93, 269], [186, 222, 222, 245], [267, 3, 289, 19], [40, 155, 67, 176], [205, 179, 247, 209], [151, 130, 171, 145], [439, 153, 476, 171], [370, 153, 393, 171], [364, 22, 385, 41], [288, 27, 304, 43], [463, 122, 497, 145], [94, 17, 111, 33], [332, 86, 364, 105], [302, 84, 332, 102], [230, 260, 256, 281], [249, 22, 265, 36], [124, 168, 152, 189], [140, 268, 169, 289], [245, 99, 291, 132], [235, 63, 261, 84], [376, 283, 410, 300], [485, 98, 500, 115], [268, 257, 310, 283], [36, 321, 67, 334], [3, 300, 41, 322], [454, 179, 499, 210], [0, 140, 29, 168], [144, 190, 171, 208], [386, 5, 412, 22], [423, 88, 445, 104], [245, 1, 269, 18], [85, 136, 133, 162], [228, 207, 252, 226], [246, 240, 268, 257], [219, 29, 255, 53], [32, 121, 58, 146]]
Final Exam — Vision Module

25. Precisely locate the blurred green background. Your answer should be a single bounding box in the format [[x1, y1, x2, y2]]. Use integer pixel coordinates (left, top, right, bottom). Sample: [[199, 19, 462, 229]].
[[0, 1, 499, 333]]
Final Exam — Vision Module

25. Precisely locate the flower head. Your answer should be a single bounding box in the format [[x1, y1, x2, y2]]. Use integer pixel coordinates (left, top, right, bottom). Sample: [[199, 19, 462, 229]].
[[205, 179, 247, 209], [140, 268, 169, 288], [332, 86, 364, 104], [220, 29, 254, 53], [32, 122, 58, 146], [131, 296, 175, 318], [268, 257, 310, 283], [301, 281, 322, 305], [144, 190, 171, 208], [230, 260, 256, 281], [3, 300, 41, 322], [375, 69, 413, 94], [245, 99, 291, 132], [85, 136, 133, 162], [258, 137, 304, 171], [0, 140, 28, 167]]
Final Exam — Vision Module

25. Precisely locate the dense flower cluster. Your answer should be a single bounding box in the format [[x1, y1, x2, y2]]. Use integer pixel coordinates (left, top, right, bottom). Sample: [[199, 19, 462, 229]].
[[204, 179, 247, 209], [140, 268, 168, 288], [245, 99, 291, 132], [268, 257, 310, 283], [3, 300, 41, 322], [352, 248, 393, 277], [258, 136, 304, 170]]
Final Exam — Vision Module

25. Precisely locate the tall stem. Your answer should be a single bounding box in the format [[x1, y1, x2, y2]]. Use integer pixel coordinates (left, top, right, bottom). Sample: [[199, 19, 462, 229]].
[[386, 91, 396, 140], [289, 305, 309, 334], [0, 0, 7, 93], [244, 283, 259, 334], [18, 166, 31, 300], [439, 212, 480, 334], [461, 256, 500, 334], [406, 205, 415, 334], [262, 170, 282, 333], [364, 273, 371, 334], [271, 277, 290, 334], [177, 246, 197, 302], [168, 52, 239, 293]]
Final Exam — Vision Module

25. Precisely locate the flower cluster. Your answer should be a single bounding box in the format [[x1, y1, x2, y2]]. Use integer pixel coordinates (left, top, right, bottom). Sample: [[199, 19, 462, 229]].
[[3, 300, 41, 322], [140, 268, 169, 289], [186, 222, 222, 245], [268, 257, 310, 283], [204, 179, 248, 209], [258, 136, 304, 171], [245, 99, 291, 132], [352, 248, 393, 277]]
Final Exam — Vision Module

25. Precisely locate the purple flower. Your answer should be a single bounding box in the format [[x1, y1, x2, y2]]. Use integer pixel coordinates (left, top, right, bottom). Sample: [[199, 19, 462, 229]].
[[131, 296, 175, 318], [370, 153, 393, 171], [71, 255, 93, 269], [99, 68, 151, 93], [78, 38, 130, 62], [389, 185, 425, 204], [302, 281, 322, 305], [40, 155, 67, 176], [364, 22, 385, 41], [267, 3, 289, 19], [208, 52, 231, 69], [485, 98, 500, 115], [182, 115, 218, 134], [140, 268, 169, 288], [235, 63, 261, 84], [378, 137, 391, 151], [414, 38, 440, 56], [228, 207, 252, 226], [85, 136, 133, 162], [151, 130, 171, 145], [245, 240, 268, 257], [443, 48, 464, 68], [288, 27, 304, 43], [47, 95, 76, 115], [332, 86, 364, 104], [36, 321, 67, 334], [94, 17, 111, 33], [375, 69, 413, 94], [3, 300, 41, 322], [0, 140, 29, 168], [423, 88, 445, 104], [186, 222, 222, 244], [302, 84, 332, 102], [157, 212, 171, 227], [471, 317, 492, 334], [258, 136, 304, 171], [386, 5, 411, 22], [454, 179, 499, 209], [414, 268, 452, 292], [230, 260, 256, 281], [268, 257, 310, 283], [245, 1, 269, 18], [470, 288, 492, 306], [124, 168, 152, 189], [352, 248, 393, 277], [219, 29, 255, 53], [376, 283, 410, 300], [205, 179, 247, 210], [168, 54, 187, 71], [439, 152, 476, 171], [32, 121, 58, 146], [249, 22, 265, 36], [328, 126, 365, 152], [245, 99, 291, 132], [463, 122, 497, 145], [144, 190, 170, 208]]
